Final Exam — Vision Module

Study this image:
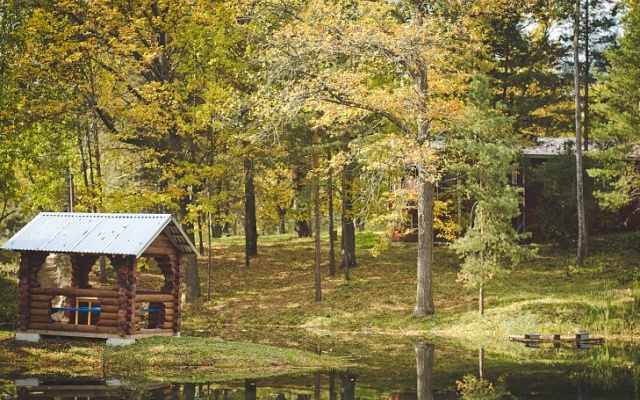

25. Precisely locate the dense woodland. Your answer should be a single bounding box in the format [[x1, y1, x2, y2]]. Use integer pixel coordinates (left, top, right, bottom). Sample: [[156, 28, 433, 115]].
[[0, 1, 638, 313]]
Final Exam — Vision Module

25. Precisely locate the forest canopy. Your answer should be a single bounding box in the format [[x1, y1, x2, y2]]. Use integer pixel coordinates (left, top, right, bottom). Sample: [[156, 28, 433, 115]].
[[0, 0, 634, 308]]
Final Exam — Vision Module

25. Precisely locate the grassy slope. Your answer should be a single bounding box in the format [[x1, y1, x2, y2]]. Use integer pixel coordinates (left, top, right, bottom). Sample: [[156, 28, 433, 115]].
[[0, 231, 638, 385], [183, 231, 640, 342]]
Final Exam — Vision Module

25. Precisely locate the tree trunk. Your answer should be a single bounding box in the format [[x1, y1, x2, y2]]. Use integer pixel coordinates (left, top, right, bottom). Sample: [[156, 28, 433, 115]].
[[244, 380, 257, 400], [184, 251, 200, 303], [341, 164, 357, 276], [479, 346, 484, 379], [277, 206, 287, 234], [341, 373, 356, 400], [414, 177, 435, 317], [244, 156, 258, 262], [197, 213, 205, 255], [295, 220, 311, 237], [328, 159, 336, 276], [415, 342, 434, 400], [583, 0, 590, 151], [181, 197, 201, 303], [574, 0, 588, 266], [314, 129, 322, 302], [479, 284, 484, 316], [314, 371, 321, 400]]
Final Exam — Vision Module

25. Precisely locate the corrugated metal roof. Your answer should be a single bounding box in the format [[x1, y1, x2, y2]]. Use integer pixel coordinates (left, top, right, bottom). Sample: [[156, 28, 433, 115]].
[[523, 137, 576, 157], [1, 212, 198, 257]]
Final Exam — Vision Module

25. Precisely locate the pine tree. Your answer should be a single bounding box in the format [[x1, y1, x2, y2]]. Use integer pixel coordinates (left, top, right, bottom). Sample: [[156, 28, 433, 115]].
[[589, 0, 640, 213], [451, 77, 537, 316]]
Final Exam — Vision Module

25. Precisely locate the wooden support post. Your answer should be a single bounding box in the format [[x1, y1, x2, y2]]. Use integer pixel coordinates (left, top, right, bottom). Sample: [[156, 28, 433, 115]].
[[109, 255, 137, 336], [19, 251, 49, 330]]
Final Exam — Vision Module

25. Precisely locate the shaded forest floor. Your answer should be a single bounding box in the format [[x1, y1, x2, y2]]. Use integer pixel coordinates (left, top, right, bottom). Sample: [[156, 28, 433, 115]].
[[180, 230, 640, 346]]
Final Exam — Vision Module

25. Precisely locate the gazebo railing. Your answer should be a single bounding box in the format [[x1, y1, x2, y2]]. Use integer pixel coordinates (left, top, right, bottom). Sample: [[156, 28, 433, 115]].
[[26, 288, 175, 335]]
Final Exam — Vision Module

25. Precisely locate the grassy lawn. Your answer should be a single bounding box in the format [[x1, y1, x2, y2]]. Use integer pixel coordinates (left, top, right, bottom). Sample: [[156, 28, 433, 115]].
[[0, 231, 638, 382], [183, 231, 640, 341]]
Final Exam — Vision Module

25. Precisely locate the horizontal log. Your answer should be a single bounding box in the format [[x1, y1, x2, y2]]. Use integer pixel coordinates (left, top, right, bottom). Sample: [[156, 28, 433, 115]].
[[164, 309, 174, 316], [28, 315, 53, 323], [29, 294, 55, 302], [141, 245, 178, 257], [135, 294, 174, 303], [163, 315, 174, 322], [163, 302, 175, 309], [96, 320, 118, 327], [31, 288, 119, 298], [98, 313, 118, 320], [30, 308, 52, 317], [136, 290, 171, 295], [98, 298, 120, 306], [28, 322, 118, 334], [100, 305, 120, 313], [100, 305, 135, 314], [29, 301, 51, 310]]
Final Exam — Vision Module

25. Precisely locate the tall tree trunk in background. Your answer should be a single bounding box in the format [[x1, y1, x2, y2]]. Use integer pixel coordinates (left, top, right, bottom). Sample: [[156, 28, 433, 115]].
[[341, 164, 357, 278], [167, 124, 200, 302], [183, 225, 201, 302], [293, 165, 312, 238], [197, 213, 205, 255], [244, 155, 258, 264], [412, 0, 435, 317], [414, 177, 435, 316], [583, 0, 590, 151], [328, 155, 336, 276], [574, 0, 588, 266], [91, 110, 107, 284], [295, 220, 311, 237], [313, 129, 322, 301], [277, 206, 287, 234]]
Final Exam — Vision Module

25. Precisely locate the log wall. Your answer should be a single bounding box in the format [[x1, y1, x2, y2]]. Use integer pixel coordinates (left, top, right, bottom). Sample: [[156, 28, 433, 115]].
[[17, 231, 186, 339]]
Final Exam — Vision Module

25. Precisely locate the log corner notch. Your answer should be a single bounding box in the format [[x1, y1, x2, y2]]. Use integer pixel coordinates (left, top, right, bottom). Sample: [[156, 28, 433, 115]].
[[2, 212, 198, 341]]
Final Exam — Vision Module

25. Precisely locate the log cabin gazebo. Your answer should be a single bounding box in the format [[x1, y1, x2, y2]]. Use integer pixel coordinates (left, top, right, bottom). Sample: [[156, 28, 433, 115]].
[[1, 212, 198, 344]]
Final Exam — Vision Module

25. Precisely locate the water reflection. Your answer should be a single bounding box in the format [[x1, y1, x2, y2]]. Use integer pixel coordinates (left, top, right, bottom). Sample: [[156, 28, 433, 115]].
[[415, 342, 434, 400], [7, 339, 640, 399]]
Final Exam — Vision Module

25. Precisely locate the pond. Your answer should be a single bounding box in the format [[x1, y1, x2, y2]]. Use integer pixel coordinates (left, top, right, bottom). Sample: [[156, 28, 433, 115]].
[[6, 335, 640, 399]]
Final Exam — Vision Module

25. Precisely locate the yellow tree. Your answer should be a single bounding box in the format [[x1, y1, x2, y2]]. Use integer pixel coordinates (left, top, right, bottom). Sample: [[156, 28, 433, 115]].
[[264, 0, 479, 316], [14, 0, 254, 301]]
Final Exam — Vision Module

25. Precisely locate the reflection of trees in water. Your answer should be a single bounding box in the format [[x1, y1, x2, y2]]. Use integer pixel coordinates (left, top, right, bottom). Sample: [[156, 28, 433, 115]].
[[168, 371, 356, 400], [340, 372, 356, 400], [414, 342, 434, 400], [121, 342, 640, 400], [576, 342, 640, 395], [455, 347, 512, 399], [245, 380, 257, 400]]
